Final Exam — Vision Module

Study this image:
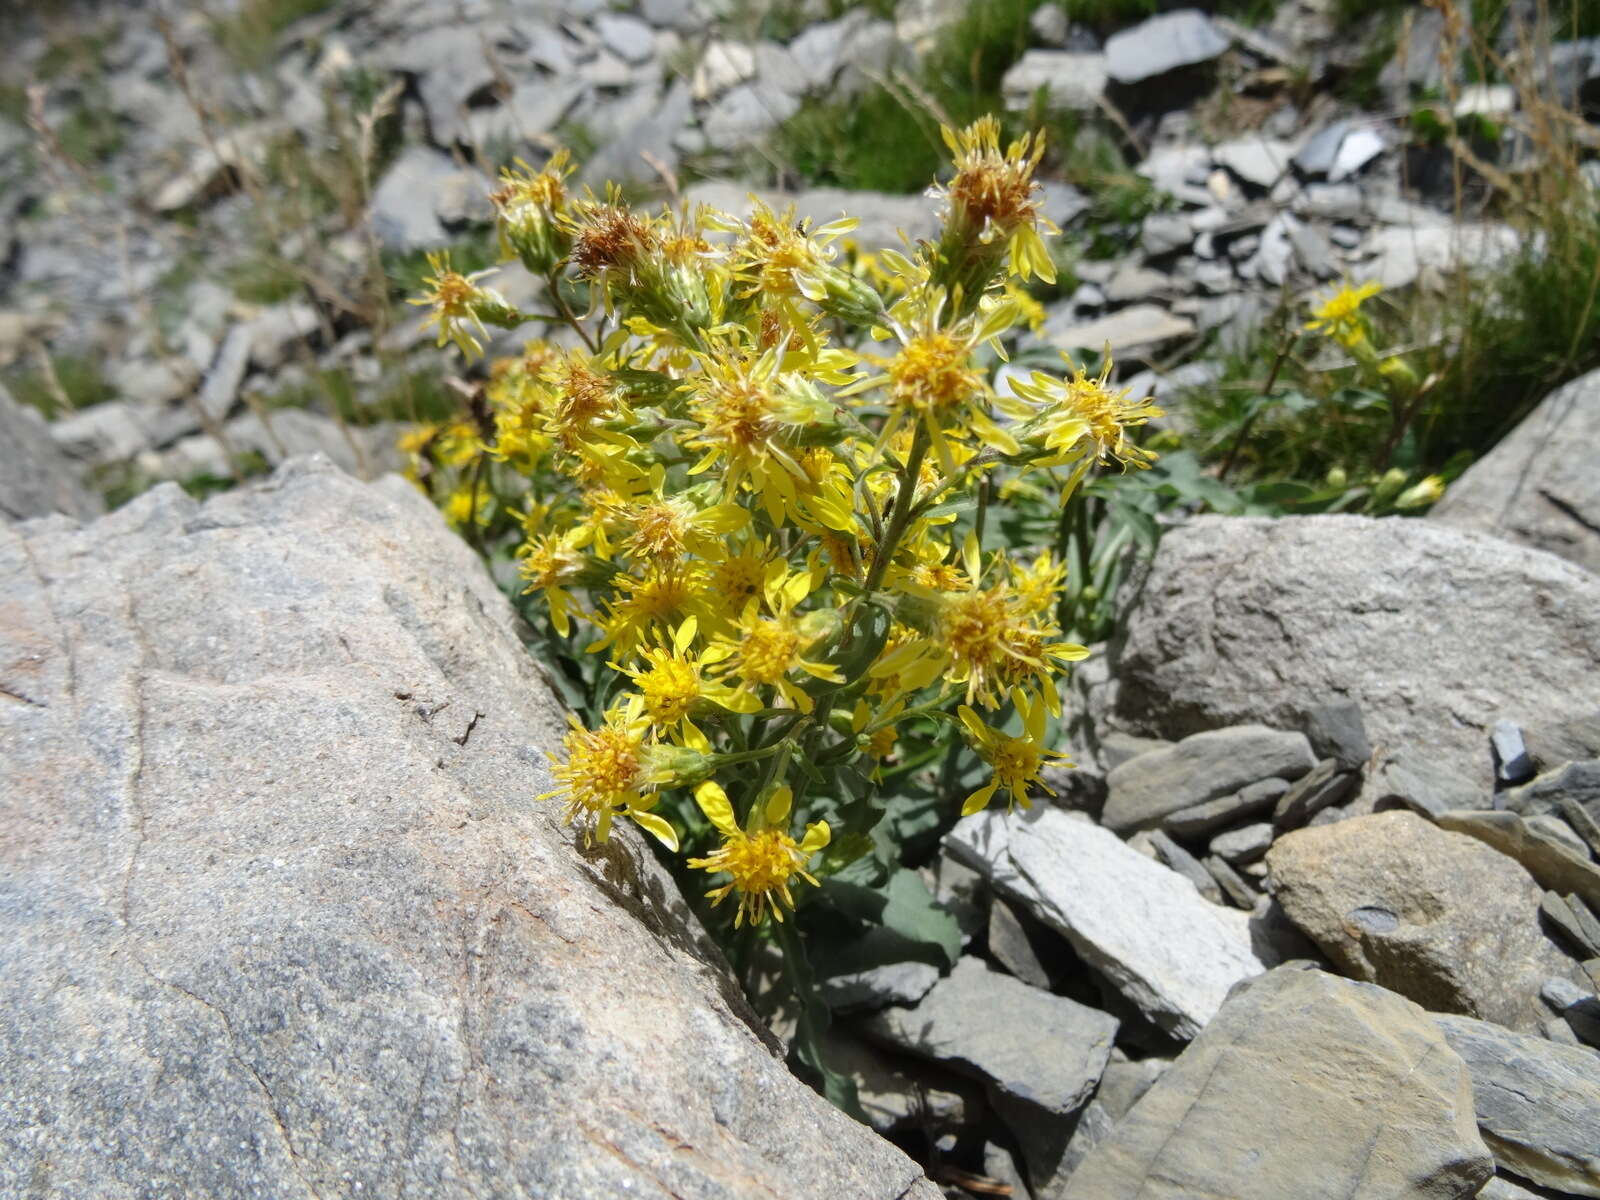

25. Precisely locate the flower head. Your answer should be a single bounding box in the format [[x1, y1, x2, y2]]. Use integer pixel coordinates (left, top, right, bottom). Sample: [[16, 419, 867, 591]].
[[928, 116, 1056, 312], [616, 618, 759, 746], [958, 690, 1072, 815], [685, 341, 837, 524], [1305, 280, 1382, 348], [687, 781, 829, 927], [726, 199, 885, 326], [408, 252, 518, 360], [492, 151, 574, 273], [538, 709, 685, 848], [1013, 349, 1162, 495]]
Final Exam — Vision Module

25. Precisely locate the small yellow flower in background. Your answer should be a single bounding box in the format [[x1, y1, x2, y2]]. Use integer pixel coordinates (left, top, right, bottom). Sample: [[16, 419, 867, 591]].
[[1305, 279, 1382, 347], [1013, 348, 1163, 492], [443, 483, 489, 530], [408, 252, 517, 360], [518, 529, 587, 636], [1395, 474, 1446, 509], [687, 781, 829, 927], [958, 689, 1072, 815], [539, 709, 683, 849]]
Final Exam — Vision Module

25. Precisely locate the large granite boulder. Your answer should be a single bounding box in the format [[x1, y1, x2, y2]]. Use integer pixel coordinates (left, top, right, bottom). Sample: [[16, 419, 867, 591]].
[[1060, 964, 1493, 1199], [1432, 367, 1600, 575], [1265, 811, 1573, 1033], [1108, 514, 1600, 790], [0, 383, 103, 522], [0, 457, 938, 1200]]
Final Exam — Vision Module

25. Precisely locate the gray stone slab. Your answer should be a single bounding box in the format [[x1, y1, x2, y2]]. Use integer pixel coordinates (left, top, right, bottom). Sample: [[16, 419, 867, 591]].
[[862, 957, 1117, 1117], [1103, 725, 1314, 834], [946, 809, 1264, 1039]]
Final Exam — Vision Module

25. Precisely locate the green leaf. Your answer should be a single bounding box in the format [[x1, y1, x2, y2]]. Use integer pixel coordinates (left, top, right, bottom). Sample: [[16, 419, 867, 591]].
[[817, 868, 961, 972]]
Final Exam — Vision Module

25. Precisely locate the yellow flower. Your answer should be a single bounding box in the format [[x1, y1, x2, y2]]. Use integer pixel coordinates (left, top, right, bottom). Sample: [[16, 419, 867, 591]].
[[854, 301, 1024, 474], [1013, 349, 1162, 496], [1305, 279, 1382, 347], [932, 579, 1088, 711], [491, 151, 573, 273], [704, 537, 781, 615], [443, 483, 489, 529], [518, 529, 587, 637], [616, 618, 760, 746], [538, 709, 683, 848], [724, 198, 885, 326], [687, 781, 830, 927], [685, 340, 837, 525], [928, 116, 1056, 311], [591, 560, 715, 660], [1395, 474, 1446, 509], [407, 252, 517, 360], [958, 690, 1072, 815], [618, 489, 749, 563], [708, 570, 842, 714]]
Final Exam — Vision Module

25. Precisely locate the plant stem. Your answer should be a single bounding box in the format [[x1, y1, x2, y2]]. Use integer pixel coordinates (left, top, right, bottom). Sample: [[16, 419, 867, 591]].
[[1219, 328, 1298, 482], [547, 271, 597, 353], [861, 421, 932, 596]]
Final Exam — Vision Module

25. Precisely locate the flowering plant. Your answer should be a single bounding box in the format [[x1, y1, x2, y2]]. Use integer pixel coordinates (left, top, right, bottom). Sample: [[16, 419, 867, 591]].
[[407, 117, 1159, 1104]]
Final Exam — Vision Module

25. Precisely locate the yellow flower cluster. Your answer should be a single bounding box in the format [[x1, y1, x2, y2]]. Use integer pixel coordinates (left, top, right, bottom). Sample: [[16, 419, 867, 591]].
[[408, 119, 1162, 927]]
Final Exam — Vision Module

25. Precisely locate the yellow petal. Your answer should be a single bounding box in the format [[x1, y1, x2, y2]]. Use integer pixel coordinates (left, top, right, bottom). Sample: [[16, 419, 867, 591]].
[[957, 704, 987, 741], [799, 819, 831, 855], [695, 780, 739, 836], [765, 784, 793, 827], [674, 616, 698, 652], [962, 780, 999, 817], [631, 809, 680, 852]]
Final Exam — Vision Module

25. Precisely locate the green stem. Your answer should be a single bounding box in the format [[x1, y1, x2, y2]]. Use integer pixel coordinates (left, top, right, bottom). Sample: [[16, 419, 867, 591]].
[[547, 271, 597, 353], [861, 421, 932, 597]]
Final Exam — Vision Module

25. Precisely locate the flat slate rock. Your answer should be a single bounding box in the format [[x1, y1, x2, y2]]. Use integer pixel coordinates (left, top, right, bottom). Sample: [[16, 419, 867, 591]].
[[0, 382, 103, 523], [1110, 514, 1600, 793], [1506, 760, 1600, 821], [862, 957, 1117, 1117], [945, 808, 1264, 1039], [1432, 366, 1600, 576], [1433, 1012, 1600, 1197], [1059, 965, 1492, 1199], [1102, 724, 1314, 833], [1162, 776, 1289, 840], [1267, 812, 1572, 1033], [0, 456, 939, 1200], [1436, 808, 1600, 913], [1104, 9, 1229, 84], [1273, 757, 1360, 829]]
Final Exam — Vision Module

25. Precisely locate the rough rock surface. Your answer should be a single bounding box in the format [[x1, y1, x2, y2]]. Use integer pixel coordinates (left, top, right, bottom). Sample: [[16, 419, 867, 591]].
[[1434, 1012, 1600, 1197], [0, 383, 103, 522], [1060, 965, 1493, 1199], [1110, 514, 1600, 790], [0, 457, 938, 1200], [1432, 367, 1600, 575], [945, 808, 1264, 1039], [862, 956, 1117, 1117], [1266, 811, 1572, 1032]]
